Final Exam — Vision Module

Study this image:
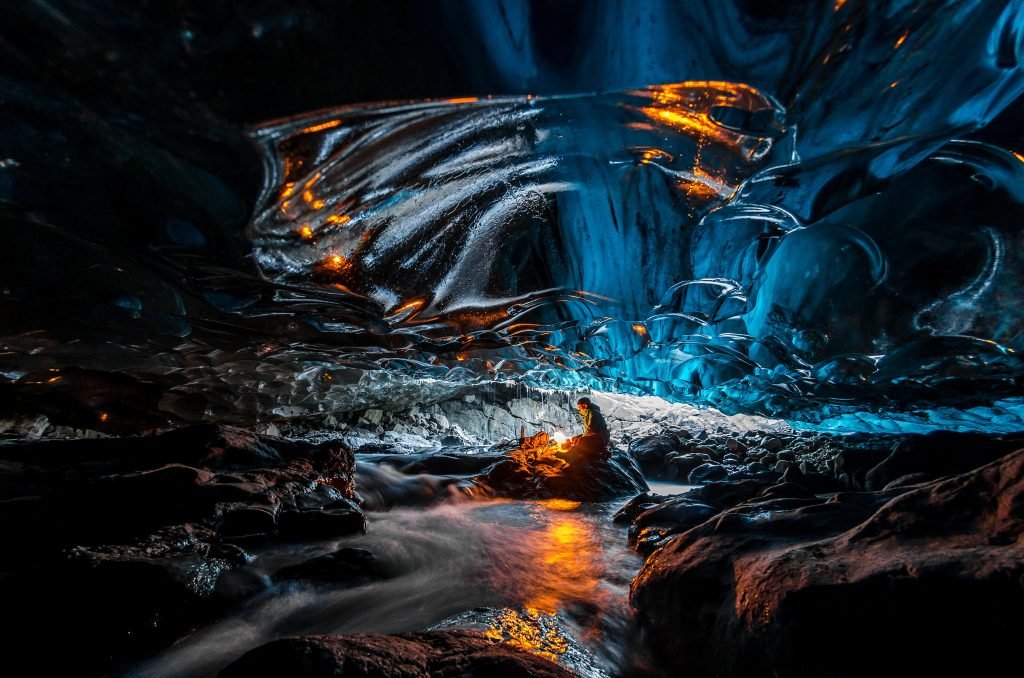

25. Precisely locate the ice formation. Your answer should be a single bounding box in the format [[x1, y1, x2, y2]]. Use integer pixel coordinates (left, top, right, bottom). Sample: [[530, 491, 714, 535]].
[[3, 0, 1024, 433], [243, 73, 1024, 428]]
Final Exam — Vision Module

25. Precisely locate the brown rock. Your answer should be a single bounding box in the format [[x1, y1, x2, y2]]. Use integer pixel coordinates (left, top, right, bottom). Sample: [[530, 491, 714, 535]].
[[219, 631, 574, 678], [631, 447, 1024, 678]]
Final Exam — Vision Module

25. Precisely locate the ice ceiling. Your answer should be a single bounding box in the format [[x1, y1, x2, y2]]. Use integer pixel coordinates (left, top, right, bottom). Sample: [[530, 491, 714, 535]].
[[2, 0, 1024, 432]]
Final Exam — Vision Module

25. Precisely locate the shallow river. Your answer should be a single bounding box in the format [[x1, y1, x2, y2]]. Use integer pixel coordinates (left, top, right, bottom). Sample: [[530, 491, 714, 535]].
[[131, 480, 692, 677]]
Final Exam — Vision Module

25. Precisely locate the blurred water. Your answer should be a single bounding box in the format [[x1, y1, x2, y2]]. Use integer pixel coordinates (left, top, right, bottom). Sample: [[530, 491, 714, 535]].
[[131, 496, 643, 677]]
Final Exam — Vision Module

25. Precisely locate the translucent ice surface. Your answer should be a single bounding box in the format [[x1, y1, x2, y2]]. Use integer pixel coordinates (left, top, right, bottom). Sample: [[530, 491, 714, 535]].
[[243, 79, 1024, 427], [4, 1, 1024, 433]]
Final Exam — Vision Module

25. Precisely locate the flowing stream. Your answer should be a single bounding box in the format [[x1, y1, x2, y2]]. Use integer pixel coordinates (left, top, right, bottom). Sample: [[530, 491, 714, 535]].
[[131, 474, 691, 677]]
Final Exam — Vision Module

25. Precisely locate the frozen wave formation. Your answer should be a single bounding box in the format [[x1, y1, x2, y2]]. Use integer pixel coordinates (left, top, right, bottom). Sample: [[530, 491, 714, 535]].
[[246, 78, 1024, 432]]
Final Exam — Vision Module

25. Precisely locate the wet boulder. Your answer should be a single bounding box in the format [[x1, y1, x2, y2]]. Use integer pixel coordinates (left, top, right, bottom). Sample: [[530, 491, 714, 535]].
[[0, 424, 361, 673], [219, 630, 574, 678], [631, 447, 1024, 678], [687, 462, 729, 483], [628, 435, 683, 476], [478, 450, 647, 502], [625, 478, 783, 555], [628, 496, 720, 555], [613, 491, 671, 524], [669, 452, 713, 479], [863, 430, 1024, 490], [279, 498, 367, 539]]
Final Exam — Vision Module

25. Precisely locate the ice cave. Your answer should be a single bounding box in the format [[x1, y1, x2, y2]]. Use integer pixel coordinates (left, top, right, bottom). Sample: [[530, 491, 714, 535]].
[[2, 1, 1024, 676]]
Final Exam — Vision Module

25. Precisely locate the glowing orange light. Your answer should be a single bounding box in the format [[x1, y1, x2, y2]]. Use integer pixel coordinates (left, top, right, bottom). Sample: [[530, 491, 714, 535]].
[[325, 214, 351, 225], [632, 323, 649, 337], [552, 431, 567, 445], [889, 80, 900, 89], [540, 497, 581, 511], [298, 225, 314, 239], [641, 106, 719, 139], [279, 182, 296, 199], [523, 512, 601, 615], [311, 199, 326, 210], [834, 0, 847, 10], [1012, 150, 1024, 164], [302, 190, 314, 203], [99, 412, 109, 422], [387, 298, 425, 317], [322, 253, 349, 273], [300, 119, 343, 134], [445, 96, 479, 104], [47, 376, 61, 383], [637, 147, 674, 164], [483, 608, 569, 662], [894, 31, 909, 49]]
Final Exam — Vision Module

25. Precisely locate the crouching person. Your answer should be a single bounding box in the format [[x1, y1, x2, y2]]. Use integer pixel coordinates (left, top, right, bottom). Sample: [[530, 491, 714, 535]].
[[560, 397, 611, 463]]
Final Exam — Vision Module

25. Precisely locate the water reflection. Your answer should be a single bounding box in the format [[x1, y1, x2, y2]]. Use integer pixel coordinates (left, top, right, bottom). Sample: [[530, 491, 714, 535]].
[[131, 496, 641, 677]]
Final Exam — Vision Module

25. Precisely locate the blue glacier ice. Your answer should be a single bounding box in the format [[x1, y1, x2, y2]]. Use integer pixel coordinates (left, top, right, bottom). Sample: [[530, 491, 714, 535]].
[[3, 0, 1024, 434], [246, 68, 1024, 429]]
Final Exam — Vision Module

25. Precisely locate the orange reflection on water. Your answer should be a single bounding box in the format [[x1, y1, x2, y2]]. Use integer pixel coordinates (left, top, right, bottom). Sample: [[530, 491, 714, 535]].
[[482, 498, 603, 663], [483, 608, 570, 662], [522, 500, 602, 615]]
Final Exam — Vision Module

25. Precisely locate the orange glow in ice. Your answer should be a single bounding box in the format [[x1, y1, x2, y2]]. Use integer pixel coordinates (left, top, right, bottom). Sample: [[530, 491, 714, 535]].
[[322, 254, 349, 273], [641, 106, 721, 140], [298, 225, 314, 239], [300, 119, 343, 134], [388, 298, 425, 317]]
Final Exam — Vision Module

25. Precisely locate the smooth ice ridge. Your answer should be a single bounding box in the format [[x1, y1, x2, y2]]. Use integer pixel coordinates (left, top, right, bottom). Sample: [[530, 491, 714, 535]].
[[244, 77, 1024, 429]]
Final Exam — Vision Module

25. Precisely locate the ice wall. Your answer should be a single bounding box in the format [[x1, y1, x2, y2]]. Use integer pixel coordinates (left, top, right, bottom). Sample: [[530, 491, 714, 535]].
[[3, 0, 1024, 433]]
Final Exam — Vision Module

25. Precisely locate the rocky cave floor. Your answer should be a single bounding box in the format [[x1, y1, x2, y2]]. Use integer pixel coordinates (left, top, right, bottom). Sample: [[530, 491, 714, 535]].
[[2, 407, 1023, 677]]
